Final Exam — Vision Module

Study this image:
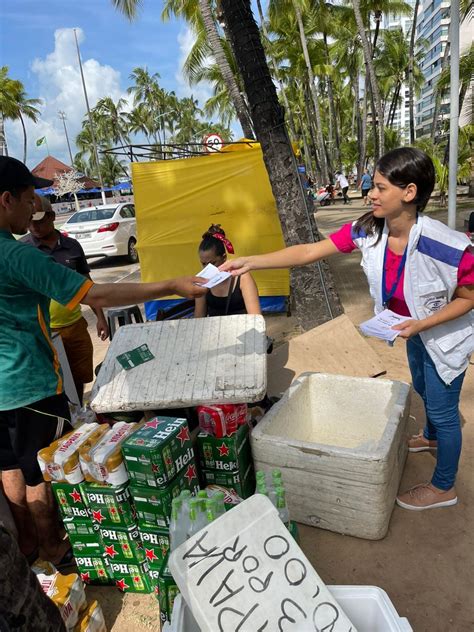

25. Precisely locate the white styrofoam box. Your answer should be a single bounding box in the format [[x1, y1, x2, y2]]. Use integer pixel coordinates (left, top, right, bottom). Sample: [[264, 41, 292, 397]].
[[251, 372, 411, 539], [166, 587, 413, 632], [91, 315, 267, 413], [169, 494, 356, 632]]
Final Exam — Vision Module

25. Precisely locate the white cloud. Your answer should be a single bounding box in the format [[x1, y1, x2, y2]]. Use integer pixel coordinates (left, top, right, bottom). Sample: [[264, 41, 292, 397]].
[[5, 27, 129, 168]]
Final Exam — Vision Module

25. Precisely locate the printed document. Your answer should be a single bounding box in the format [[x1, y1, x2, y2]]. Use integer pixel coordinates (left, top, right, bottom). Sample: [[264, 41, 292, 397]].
[[196, 263, 231, 289], [359, 309, 412, 342]]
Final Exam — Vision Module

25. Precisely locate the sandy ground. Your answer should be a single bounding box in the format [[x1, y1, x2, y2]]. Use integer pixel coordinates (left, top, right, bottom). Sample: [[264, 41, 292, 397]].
[[82, 197, 473, 631]]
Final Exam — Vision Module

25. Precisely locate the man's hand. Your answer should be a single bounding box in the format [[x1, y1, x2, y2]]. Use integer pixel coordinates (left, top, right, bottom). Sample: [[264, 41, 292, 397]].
[[219, 257, 252, 276], [96, 314, 109, 341], [392, 319, 423, 339], [171, 276, 208, 299]]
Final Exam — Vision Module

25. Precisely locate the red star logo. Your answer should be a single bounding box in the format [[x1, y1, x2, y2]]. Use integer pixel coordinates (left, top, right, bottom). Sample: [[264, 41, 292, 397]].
[[136, 438, 145, 445], [92, 509, 105, 524], [176, 426, 190, 446], [109, 507, 117, 515], [105, 544, 118, 558], [165, 455, 173, 466], [145, 548, 157, 562], [116, 578, 129, 591], [151, 463, 160, 473], [98, 569, 106, 577], [154, 585, 160, 595], [217, 443, 230, 457], [80, 572, 90, 583], [161, 546, 168, 557], [69, 488, 82, 503], [133, 576, 142, 584], [184, 463, 196, 484], [145, 419, 159, 429]]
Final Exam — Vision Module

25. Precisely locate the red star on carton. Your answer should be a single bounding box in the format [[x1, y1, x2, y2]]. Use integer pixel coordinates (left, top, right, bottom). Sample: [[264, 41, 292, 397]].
[[92, 509, 105, 524], [80, 572, 90, 583], [184, 463, 196, 484], [133, 576, 142, 584], [151, 463, 160, 473], [217, 443, 230, 457], [145, 419, 159, 429], [116, 578, 129, 591], [69, 488, 82, 503], [176, 426, 190, 446], [145, 548, 157, 562], [105, 544, 118, 558], [98, 569, 106, 577]]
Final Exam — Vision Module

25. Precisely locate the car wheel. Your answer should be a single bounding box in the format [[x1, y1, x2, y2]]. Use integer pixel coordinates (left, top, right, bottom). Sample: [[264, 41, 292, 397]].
[[127, 238, 139, 263]]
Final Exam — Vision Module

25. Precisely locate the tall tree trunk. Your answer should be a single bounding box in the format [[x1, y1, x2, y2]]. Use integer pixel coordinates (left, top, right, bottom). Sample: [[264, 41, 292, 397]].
[[198, 0, 254, 138], [0, 113, 8, 156], [220, 0, 343, 329], [353, 73, 366, 181], [304, 85, 323, 180], [255, 0, 298, 142], [430, 40, 450, 142], [19, 113, 27, 163], [353, 0, 384, 158], [388, 81, 401, 128], [408, 0, 420, 144], [324, 34, 341, 167], [292, 1, 329, 183]]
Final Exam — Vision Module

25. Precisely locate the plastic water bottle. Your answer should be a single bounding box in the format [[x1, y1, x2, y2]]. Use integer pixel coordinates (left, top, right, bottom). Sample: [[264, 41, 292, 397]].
[[169, 498, 187, 550], [206, 498, 217, 524], [187, 498, 200, 538], [214, 491, 226, 517], [276, 486, 290, 528]]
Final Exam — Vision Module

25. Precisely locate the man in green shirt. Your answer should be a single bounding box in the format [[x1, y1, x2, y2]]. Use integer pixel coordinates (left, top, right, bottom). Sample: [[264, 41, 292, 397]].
[[0, 156, 206, 565]]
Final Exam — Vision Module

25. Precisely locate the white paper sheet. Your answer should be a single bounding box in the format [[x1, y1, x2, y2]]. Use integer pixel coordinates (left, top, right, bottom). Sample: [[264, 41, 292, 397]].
[[196, 263, 231, 289], [359, 309, 412, 342]]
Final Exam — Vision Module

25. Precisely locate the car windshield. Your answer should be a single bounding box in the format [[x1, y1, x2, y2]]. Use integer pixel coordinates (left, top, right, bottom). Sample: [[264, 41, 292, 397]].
[[66, 209, 116, 223]]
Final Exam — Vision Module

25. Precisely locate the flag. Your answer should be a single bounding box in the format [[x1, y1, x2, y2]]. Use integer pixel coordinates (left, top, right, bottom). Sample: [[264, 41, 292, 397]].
[[36, 136, 46, 147]]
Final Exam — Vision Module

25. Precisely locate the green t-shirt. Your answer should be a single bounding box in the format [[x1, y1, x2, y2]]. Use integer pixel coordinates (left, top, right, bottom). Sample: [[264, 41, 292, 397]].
[[0, 230, 93, 410]]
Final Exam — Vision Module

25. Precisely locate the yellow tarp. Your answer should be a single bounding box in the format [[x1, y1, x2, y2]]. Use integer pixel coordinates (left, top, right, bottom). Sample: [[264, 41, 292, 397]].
[[132, 141, 289, 298]]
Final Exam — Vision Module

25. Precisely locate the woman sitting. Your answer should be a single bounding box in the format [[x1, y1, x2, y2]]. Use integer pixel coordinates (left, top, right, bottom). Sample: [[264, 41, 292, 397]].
[[194, 224, 261, 317]]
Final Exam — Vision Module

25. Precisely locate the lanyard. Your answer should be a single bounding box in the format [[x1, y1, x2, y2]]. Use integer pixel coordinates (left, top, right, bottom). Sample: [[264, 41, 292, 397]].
[[382, 244, 407, 307]]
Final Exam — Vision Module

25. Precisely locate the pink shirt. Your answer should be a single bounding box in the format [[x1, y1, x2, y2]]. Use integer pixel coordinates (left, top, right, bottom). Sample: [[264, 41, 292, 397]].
[[330, 222, 474, 317]]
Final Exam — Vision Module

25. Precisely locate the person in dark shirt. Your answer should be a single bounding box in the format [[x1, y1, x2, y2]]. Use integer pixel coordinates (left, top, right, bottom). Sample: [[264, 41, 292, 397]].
[[194, 224, 261, 317]]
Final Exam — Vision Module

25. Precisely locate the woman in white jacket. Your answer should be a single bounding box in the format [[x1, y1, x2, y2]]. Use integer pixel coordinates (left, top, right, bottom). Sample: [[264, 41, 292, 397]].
[[221, 147, 474, 511]]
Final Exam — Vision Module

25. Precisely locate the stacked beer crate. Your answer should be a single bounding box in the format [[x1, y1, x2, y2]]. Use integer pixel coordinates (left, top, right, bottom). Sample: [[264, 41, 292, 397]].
[[121, 416, 200, 625]]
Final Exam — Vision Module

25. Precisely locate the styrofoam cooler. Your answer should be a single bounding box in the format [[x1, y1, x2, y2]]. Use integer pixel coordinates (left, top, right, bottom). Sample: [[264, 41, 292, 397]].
[[251, 373, 411, 539], [164, 587, 413, 632]]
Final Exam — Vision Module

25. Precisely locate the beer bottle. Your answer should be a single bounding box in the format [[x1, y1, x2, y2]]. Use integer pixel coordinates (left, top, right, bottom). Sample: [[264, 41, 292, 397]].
[[205, 498, 217, 524], [276, 486, 290, 528], [214, 491, 226, 517]]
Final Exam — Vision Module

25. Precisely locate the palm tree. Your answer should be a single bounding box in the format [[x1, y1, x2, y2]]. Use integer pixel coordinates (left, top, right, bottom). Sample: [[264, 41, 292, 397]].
[[100, 153, 127, 185], [408, 0, 420, 143]]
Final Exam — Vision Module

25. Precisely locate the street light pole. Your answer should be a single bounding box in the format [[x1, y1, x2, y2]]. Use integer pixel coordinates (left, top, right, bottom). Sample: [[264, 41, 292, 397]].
[[447, 0, 459, 229], [58, 111, 74, 165], [73, 29, 106, 204]]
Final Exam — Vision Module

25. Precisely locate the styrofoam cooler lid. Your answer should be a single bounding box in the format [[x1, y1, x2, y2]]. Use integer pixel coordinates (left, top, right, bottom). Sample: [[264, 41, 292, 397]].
[[91, 315, 267, 412]]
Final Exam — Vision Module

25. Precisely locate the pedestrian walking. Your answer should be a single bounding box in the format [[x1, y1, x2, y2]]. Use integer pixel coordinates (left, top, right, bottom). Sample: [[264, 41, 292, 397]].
[[359, 168, 372, 206], [335, 171, 350, 204]]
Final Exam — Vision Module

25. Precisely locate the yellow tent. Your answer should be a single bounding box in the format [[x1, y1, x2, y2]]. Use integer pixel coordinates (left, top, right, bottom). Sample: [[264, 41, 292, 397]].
[[131, 140, 289, 318]]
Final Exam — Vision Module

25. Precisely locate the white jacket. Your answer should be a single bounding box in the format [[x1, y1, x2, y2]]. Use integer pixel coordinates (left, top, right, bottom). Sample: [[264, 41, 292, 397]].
[[351, 214, 473, 384]]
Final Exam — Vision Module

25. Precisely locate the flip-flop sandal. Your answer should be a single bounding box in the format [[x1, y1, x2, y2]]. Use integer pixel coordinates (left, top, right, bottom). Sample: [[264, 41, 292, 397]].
[[55, 547, 75, 570]]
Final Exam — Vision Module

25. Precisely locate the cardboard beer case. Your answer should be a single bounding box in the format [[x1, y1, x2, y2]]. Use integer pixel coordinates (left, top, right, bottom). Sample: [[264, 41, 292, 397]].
[[67, 526, 103, 558], [130, 457, 200, 529], [63, 518, 99, 538], [201, 461, 255, 499], [51, 481, 90, 520], [74, 555, 113, 585], [138, 526, 170, 569], [122, 417, 193, 489], [99, 524, 145, 564], [84, 483, 137, 528], [197, 423, 252, 475], [149, 555, 180, 625], [109, 560, 152, 593]]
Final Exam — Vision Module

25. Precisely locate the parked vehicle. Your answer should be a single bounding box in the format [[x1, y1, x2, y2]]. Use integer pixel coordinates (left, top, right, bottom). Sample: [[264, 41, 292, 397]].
[[60, 203, 138, 262]]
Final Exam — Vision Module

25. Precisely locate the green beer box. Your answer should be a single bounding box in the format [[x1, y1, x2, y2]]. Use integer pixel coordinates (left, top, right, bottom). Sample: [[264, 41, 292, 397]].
[[63, 517, 99, 537], [122, 417, 194, 489], [84, 483, 137, 528], [75, 554, 113, 585], [51, 481, 90, 520], [100, 524, 145, 564], [197, 423, 252, 475], [202, 462, 255, 499], [67, 524, 103, 558], [139, 526, 170, 569], [150, 555, 180, 625], [130, 457, 200, 528], [109, 560, 152, 593]]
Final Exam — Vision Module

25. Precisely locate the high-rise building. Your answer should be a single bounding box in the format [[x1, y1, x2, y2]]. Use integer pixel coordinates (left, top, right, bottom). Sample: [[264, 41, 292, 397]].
[[415, 1, 451, 138]]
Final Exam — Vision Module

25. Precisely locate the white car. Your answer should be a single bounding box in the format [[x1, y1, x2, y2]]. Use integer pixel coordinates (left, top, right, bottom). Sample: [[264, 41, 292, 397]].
[[61, 203, 138, 262]]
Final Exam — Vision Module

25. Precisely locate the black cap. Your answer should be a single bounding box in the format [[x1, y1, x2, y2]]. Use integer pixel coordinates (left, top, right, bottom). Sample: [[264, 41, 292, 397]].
[[0, 156, 53, 192]]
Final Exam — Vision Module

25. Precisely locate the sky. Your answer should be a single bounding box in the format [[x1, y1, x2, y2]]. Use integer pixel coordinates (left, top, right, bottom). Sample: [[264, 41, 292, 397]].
[[1, 0, 242, 168]]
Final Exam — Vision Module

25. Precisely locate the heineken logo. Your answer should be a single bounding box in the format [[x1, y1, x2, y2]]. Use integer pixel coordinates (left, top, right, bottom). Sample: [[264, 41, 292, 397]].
[[88, 492, 106, 504], [215, 460, 237, 471], [116, 578, 129, 591], [142, 532, 160, 545], [144, 419, 160, 429], [217, 443, 230, 457], [70, 507, 89, 518], [112, 563, 132, 573], [145, 548, 157, 562], [184, 463, 197, 484], [76, 556, 93, 567], [148, 569, 160, 580], [80, 572, 90, 583], [101, 529, 119, 540], [175, 447, 193, 472], [105, 544, 119, 558], [69, 488, 82, 503], [92, 509, 105, 524], [176, 425, 190, 446]]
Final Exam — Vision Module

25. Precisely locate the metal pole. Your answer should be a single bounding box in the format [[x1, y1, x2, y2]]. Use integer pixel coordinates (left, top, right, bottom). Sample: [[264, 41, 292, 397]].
[[73, 29, 106, 204], [58, 111, 74, 165], [447, 0, 459, 230]]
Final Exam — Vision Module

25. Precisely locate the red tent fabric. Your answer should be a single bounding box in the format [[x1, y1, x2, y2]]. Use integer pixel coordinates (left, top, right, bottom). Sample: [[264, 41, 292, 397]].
[[31, 156, 99, 189]]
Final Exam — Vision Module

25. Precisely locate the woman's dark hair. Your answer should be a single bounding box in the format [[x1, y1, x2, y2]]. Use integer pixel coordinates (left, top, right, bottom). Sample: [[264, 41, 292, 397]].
[[199, 224, 226, 257], [354, 147, 435, 242]]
